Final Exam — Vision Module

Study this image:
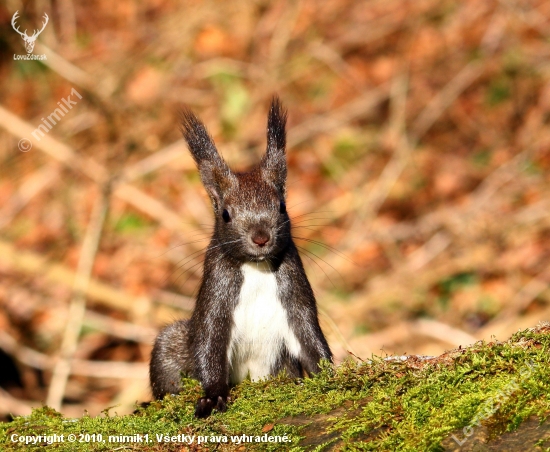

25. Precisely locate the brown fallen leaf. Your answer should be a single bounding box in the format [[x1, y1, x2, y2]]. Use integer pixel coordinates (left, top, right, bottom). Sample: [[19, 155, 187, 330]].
[[262, 423, 274, 433]]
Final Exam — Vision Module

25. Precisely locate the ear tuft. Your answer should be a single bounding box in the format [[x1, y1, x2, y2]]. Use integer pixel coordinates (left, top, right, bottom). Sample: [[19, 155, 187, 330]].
[[261, 96, 288, 197], [267, 96, 288, 153], [179, 109, 219, 165], [179, 108, 235, 211]]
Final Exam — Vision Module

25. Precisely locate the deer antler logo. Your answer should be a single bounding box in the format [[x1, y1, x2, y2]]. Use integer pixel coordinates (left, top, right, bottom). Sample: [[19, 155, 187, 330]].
[[11, 11, 49, 54]]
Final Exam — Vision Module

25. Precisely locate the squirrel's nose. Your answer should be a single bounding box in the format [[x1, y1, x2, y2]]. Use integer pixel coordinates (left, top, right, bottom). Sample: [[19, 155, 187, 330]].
[[252, 232, 270, 247]]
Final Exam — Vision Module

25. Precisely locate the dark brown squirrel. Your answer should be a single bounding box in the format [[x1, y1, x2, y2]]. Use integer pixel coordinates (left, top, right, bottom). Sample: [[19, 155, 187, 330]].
[[149, 97, 332, 418]]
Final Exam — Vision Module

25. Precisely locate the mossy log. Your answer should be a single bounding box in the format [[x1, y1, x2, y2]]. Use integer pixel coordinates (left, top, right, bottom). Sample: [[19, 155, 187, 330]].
[[1, 324, 550, 451]]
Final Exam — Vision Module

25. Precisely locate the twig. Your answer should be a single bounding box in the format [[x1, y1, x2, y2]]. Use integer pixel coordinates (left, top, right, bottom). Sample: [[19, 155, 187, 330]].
[[333, 12, 403, 50], [34, 43, 115, 98], [514, 199, 550, 224], [84, 311, 157, 344], [121, 140, 194, 181], [0, 330, 49, 370], [477, 303, 550, 342], [0, 239, 152, 313], [61, 360, 148, 379], [153, 290, 195, 311], [360, 72, 410, 215], [0, 105, 194, 234], [113, 183, 191, 231], [410, 61, 485, 142], [268, 0, 303, 75], [348, 318, 477, 356], [410, 6, 505, 142], [320, 143, 532, 248], [308, 40, 363, 90], [288, 83, 389, 148], [46, 182, 111, 410], [0, 389, 33, 417], [341, 71, 411, 251], [414, 319, 477, 347], [0, 165, 59, 229], [467, 150, 529, 213], [318, 306, 357, 357], [0, 330, 147, 379], [406, 232, 452, 272], [480, 266, 550, 336], [56, 0, 77, 45], [0, 104, 89, 171], [498, 0, 550, 37]]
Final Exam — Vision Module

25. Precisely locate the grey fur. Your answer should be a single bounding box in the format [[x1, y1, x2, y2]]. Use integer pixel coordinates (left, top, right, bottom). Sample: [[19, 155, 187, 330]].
[[149, 97, 332, 418]]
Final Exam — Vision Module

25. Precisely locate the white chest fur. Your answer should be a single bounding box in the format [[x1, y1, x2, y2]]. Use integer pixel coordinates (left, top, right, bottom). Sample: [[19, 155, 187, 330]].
[[227, 261, 301, 384]]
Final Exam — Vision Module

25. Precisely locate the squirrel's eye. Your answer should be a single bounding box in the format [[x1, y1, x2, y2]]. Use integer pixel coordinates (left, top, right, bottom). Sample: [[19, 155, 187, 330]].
[[222, 209, 231, 223], [279, 202, 286, 214]]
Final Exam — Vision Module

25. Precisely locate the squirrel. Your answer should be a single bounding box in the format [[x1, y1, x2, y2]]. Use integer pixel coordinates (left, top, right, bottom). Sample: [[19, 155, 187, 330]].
[[149, 97, 333, 418]]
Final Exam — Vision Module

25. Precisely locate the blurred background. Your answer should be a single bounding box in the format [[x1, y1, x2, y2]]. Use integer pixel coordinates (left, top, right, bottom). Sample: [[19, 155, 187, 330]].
[[1, 0, 550, 420]]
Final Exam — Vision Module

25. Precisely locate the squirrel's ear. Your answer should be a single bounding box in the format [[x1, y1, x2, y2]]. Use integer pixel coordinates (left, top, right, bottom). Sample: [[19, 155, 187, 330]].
[[261, 96, 288, 197], [180, 109, 236, 211]]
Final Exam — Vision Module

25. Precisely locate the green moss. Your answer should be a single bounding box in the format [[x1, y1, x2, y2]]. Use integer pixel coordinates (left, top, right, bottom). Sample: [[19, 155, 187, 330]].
[[2, 326, 550, 451]]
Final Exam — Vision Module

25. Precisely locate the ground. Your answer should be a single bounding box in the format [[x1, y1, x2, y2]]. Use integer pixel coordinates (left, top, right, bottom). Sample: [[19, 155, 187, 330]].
[[1, 324, 549, 451]]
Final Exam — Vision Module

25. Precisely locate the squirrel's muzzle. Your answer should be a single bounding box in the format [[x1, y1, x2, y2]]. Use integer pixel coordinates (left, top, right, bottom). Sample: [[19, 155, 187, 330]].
[[251, 230, 270, 248]]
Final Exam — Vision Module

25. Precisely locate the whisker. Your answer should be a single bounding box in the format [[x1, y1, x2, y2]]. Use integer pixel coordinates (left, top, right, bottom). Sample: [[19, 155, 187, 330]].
[[291, 224, 332, 229], [290, 211, 334, 220], [290, 217, 332, 225], [296, 243, 345, 282], [161, 247, 209, 286], [176, 239, 246, 285], [155, 237, 211, 257], [293, 236, 357, 265], [172, 258, 205, 289], [296, 245, 338, 289], [167, 236, 243, 295], [206, 238, 242, 252]]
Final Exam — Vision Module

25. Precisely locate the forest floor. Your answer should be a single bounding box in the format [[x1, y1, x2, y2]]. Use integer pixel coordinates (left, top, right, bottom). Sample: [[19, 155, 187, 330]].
[[1, 324, 550, 451], [1, 0, 550, 423]]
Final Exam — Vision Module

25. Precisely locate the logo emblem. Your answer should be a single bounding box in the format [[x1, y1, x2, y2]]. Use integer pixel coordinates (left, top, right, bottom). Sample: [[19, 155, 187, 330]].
[[11, 11, 49, 54]]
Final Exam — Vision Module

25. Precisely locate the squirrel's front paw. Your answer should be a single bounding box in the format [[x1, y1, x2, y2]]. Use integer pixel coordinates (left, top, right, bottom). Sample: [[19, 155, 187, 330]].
[[194, 395, 229, 418]]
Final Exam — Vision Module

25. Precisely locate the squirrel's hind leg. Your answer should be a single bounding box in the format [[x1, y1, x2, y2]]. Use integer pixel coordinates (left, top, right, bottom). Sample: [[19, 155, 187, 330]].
[[150, 320, 193, 399]]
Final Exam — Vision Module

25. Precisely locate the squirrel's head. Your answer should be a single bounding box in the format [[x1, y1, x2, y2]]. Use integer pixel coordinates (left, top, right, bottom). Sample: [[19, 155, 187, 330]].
[[180, 97, 291, 262]]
